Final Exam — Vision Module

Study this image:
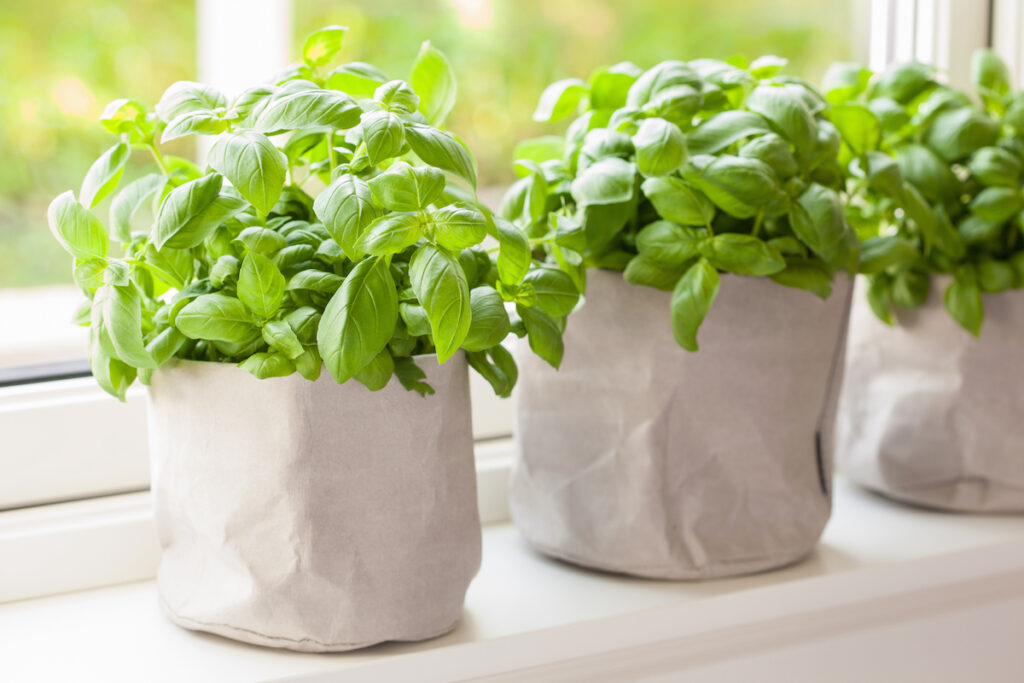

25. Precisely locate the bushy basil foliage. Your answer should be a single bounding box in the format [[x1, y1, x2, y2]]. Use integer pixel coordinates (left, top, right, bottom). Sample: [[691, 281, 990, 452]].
[[503, 56, 857, 350], [826, 50, 1024, 335], [49, 26, 569, 400]]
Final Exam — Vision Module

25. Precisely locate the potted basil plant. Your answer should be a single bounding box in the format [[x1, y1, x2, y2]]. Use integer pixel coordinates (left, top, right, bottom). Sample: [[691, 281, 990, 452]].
[[503, 56, 857, 580], [828, 51, 1024, 512], [47, 26, 570, 652]]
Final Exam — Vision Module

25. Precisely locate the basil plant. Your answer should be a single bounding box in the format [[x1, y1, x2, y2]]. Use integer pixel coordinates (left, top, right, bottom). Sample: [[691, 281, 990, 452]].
[[502, 56, 858, 351], [825, 49, 1024, 335], [48, 26, 571, 401]]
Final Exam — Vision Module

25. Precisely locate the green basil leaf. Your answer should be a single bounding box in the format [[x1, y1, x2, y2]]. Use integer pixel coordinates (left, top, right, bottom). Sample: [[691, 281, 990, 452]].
[[294, 347, 323, 381], [857, 236, 920, 275], [47, 191, 109, 260], [95, 283, 156, 368], [967, 146, 1022, 187], [873, 62, 934, 104], [493, 216, 531, 285], [255, 81, 361, 133], [682, 154, 784, 219], [239, 352, 295, 379], [357, 212, 423, 255], [208, 131, 288, 215], [635, 220, 705, 267], [153, 174, 242, 250], [958, 214, 1004, 245], [410, 41, 457, 127], [313, 173, 380, 260], [285, 306, 322, 344], [410, 243, 471, 363], [944, 274, 984, 336], [463, 286, 511, 351], [924, 107, 999, 162], [302, 25, 348, 68], [640, 176, 714, 226], [891, 268, 930, 308], [286, 269, 344, 294], [828, 102, 881, 155], [430, 205, 487, 251], [230, 86, 275, 126], [99, 98, 147, 137], [238, 252, 286, 319], [746, 84, 817, 162], [210, 254, 240, 287], [789, 183, 847, 259], [513, 136, 566, 166], [769, 259, 834, 299], [110, 174, 164, 243], [978, 259, 1015, 293], [738, 133, 798, 180], [570, 157, 636, 206], [361, 110, 406, 165], [161, 110, 228, 142], [518, 304, 564, 368], [623, 255, 687, 291], [317, 256, 398, 383], [895, 143, 961, 203], [822, 62, 872, 103], [670, 257, 720, 351], [521, 267, 579, 317], [176, 294, 260, 343], [235, 226, 287, 254], [685, 110, 771, 155], [374, 80, 420, 114], [969, 186, 1023, 223], [632, 117, 687, 176], [262, 320, 305, 359], [404, 122, 478, 189], [971, 48, 1011, 108], [353, 348, 395, 391], [80, 142, 130, 209], [394, 355, 435, 396], [626, 60, 701, 108], [589, 62, 642, 110], [367, 160, 445, 212], [705, 233, 785, 275], [327, 62, 390, 97], [156, 81, 226, 122], [533, 78, 589, 122]]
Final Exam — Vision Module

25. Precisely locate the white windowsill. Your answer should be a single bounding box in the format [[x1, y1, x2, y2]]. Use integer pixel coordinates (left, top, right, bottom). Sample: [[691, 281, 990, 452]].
[[3, 477, 1024, 682]]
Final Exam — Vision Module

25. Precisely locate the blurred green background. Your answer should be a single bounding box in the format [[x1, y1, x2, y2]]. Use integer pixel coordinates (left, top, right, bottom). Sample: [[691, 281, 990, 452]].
[[0, 0, 855, 289]]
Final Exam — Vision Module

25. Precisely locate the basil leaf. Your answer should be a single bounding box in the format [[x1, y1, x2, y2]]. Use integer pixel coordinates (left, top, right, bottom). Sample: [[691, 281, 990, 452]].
[[161, 110, 228, 142], [518, 304, 564, 368], [327, 62, 390, 97], [110, 174, 164, 243], [374, 80, 420, 114], [176, 294, 260, 343], [632, 117, 687, 176], [47, 191, 109, 260], [357, 213, 423, 255], [769, 259, 834, 299], [969, 186, 1023, 223], [945, 274, 984, 336], [857, 236, 920, 275], [570, 157, 636, 206], [642, 177, 713, 229], [924, 107, 999, 162], [978, 259, 1015, 293], [704, 233, 785, 276], [353, 348, 395, 391], [635, 220, 705, 267], [80, 142, 130, 209], [313, 173, 380, 260], [685, 110, 771, 155], [262, 320, 305, 359], [294, 348, 323, 381], [239, 352, 296, 379], [256, 81, 361, 133], [361, 110, 406, 165], [404, 122, 477, 189], [746, 85, 817, 162], [156, 81, 226, 122], [238, 252, 286, 319], [286, 269, 344, 294], [623, 255, 687, 291], [235, 226, 286, 254], [430, 205, 487, 251], [463, 286, 511, 351], [789, 183, 847, 259], [967, 147, 1021, 187], [682, 154, 785, 219], [153, 174, 239, 250], [208, 131, 287, 215], [521, 267, 579, 317], [895, 143, 961, 203], [367, 160, 445, 212], [317, 256, 398, 383], [533, 78, 589, 122], [410, 244, 471, 363], [627, 61, 701, 108], [410, 40, 457, 127], [96, 283, 156, 369], [302, 25, 348, 68], [394, 356, 435, 396], [493, 216, 531, 285], [828, 103, 881, 155], [670, 257, 720, 352]]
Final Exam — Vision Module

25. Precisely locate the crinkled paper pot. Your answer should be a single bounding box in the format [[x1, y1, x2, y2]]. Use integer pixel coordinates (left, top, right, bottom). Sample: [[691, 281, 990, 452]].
[[147, 353, 481, 652], [511, 269, 853, 580], [835, 275, 1024, 512]]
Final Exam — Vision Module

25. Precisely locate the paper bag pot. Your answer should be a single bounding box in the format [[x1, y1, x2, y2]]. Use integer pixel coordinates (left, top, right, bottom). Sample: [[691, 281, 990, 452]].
[[835, 276, 1024, 512], [146, 353, 481, 652], [511, 269, 852, 580]]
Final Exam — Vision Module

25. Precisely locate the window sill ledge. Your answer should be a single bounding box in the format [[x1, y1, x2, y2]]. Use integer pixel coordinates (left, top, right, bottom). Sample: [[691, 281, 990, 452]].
[[4, 477, 1024, 681]]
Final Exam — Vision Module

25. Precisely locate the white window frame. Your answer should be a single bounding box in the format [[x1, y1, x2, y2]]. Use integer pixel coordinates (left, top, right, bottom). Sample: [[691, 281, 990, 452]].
[[5, 0, 986, 604]]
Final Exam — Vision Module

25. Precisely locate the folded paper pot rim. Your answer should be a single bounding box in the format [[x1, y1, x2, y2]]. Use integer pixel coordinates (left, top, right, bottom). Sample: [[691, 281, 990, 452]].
[[835, 276, 1024, 512], [146, 352, 481, 653], [511, 269, 853, 580]]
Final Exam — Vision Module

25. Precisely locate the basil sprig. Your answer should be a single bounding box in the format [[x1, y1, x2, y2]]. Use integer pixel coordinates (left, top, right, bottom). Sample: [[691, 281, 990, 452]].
[[504, 56, 857, 351], [48, 26, 570, 401], [827, 50, 1024, 336]]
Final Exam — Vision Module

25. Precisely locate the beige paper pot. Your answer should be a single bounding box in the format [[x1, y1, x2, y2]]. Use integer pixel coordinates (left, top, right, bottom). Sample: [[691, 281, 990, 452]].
[[511, 269, 852, 580], [836, 276, 1024, 512], [146, 353, 480, 652]]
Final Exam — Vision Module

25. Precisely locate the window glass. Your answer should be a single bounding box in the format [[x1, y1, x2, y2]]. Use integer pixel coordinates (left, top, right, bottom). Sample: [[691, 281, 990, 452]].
[[0, 0, 195, 369]]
